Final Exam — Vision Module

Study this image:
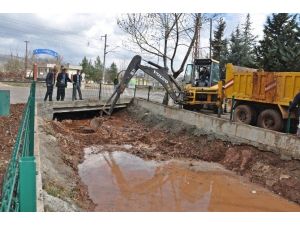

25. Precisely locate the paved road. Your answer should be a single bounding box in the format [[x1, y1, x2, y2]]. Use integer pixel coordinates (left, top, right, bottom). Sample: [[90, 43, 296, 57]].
[[0, 82, 135, 103], [1, 82, 230, 119], [0, 82, 30, 104]]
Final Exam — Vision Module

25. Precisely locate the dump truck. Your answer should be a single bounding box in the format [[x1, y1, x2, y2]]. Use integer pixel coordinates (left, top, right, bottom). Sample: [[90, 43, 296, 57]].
[[224, 63, 300, 131]]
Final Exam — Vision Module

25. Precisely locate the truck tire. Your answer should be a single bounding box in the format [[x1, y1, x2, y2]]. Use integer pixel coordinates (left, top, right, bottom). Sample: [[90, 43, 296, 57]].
[[233, 104, 254, 125], [257, 109, 283, 131]]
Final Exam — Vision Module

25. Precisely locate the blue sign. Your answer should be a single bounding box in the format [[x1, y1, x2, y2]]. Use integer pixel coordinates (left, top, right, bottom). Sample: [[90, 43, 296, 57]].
[[33, 49, 59, 58]]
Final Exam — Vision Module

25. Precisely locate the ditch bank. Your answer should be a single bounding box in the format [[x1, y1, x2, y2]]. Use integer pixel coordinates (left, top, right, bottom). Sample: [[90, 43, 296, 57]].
[[36, 99, 300, 210], [134, 98, 300, 160], [37, 116, 95, 211]]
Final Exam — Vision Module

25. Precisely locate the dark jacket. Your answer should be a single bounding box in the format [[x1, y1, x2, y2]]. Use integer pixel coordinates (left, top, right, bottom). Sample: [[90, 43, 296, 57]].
[[56, 72, 72, 88], [72, 73, 82, 85], [289, 92, 300, 114], [199, 69, 210, 81], [45, 72, 55, 86]]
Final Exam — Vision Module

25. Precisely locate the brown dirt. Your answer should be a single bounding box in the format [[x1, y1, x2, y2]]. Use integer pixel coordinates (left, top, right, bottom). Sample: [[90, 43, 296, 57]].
[[0, 71, 25, 81], [41, 119, 95, 211], [0, 104, 25, 196], [49, 107, 300, 207]]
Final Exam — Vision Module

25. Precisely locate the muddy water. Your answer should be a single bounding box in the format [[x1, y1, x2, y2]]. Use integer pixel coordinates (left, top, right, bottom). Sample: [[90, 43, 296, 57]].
[[78, 147, 300, 212]]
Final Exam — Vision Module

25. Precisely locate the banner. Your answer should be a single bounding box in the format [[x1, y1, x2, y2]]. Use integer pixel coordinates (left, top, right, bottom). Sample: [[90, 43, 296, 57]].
[[33, 49, 59, 58]]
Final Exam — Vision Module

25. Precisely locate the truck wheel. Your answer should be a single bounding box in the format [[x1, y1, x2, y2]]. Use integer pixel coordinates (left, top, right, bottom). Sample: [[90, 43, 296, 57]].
[[257, 109, 283, 131], [233, 105, 254, 124]]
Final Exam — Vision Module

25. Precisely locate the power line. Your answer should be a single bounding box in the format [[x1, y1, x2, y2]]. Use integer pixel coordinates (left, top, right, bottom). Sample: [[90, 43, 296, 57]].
[[0, 18, 95, 49], [0, 16, 84, 38], [0, 15, 114, 48], [0, 24, 88, 46], [0, 16, 131, 65]]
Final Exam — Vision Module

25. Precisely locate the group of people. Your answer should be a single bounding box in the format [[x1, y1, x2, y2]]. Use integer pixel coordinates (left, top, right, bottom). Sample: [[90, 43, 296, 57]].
[[44, 66, 83, 102]]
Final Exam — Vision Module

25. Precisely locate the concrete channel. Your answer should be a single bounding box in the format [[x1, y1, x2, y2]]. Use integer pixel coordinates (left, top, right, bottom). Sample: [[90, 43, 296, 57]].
[[35, 98, 300, 211], [133, 98, 300, 160]]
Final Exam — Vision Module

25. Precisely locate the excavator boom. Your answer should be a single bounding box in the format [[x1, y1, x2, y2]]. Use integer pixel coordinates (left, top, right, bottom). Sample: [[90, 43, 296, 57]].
[[102, 55, 184, 115]]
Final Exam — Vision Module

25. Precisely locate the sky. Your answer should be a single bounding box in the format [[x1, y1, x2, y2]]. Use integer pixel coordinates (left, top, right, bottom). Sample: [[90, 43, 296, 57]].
[[0, 13, 268, 70], [2, 1, 300, 225]]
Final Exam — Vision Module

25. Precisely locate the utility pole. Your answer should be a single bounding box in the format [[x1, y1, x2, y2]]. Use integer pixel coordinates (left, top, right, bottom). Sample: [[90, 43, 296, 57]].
[[192, 13, 201, 62], [209, 18, 212, 59], [101, 34, 107, 84], [24, 40, 29, 78]]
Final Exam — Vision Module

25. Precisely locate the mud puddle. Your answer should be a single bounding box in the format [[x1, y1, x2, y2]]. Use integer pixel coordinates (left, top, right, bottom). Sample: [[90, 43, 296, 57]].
[[78, 146, 300, 212]]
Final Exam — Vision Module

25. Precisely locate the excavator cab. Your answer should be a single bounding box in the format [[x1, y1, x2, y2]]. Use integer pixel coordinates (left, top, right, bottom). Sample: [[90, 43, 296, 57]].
[[182, 58, 223, 113], [184, 58, 220, 87]]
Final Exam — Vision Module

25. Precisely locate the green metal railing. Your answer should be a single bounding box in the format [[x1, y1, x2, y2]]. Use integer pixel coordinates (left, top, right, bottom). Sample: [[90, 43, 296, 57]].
[[0, 82, 36, 212]]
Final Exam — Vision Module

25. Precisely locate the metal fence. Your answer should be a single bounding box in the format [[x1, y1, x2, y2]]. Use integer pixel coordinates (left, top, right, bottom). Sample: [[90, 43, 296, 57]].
[[0, 82, 36, 212], [133, 85, 176, 105], [35, 82, 135, 102], [0, 80, 160, 104]]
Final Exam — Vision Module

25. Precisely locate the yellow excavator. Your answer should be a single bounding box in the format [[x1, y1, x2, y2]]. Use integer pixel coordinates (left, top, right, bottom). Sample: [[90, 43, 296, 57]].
[[182, 58, 223, 113], [102, 55, 223, 116]]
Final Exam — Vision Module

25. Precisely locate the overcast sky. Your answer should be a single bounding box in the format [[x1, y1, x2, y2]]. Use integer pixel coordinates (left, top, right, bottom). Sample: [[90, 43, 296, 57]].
[[0, 13, 268, 69]]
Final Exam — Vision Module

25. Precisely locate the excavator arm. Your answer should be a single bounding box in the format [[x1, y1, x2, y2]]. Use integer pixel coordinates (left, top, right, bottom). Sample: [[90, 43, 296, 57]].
[[102, 55, 184, 115]]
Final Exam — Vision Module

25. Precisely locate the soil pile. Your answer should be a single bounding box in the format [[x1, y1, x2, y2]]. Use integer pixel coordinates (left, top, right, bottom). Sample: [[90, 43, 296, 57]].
[[0, 104, 25, 196]]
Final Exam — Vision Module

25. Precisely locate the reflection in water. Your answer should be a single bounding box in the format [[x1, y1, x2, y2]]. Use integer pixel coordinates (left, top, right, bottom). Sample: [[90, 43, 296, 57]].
[[78, 149, 300, 212]]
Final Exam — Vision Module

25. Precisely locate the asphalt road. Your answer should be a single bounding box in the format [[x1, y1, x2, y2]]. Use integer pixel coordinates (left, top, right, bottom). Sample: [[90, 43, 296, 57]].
[[0, 82, 135, 103], [0, 82, 30, 104], [0, 82, 231, 119]]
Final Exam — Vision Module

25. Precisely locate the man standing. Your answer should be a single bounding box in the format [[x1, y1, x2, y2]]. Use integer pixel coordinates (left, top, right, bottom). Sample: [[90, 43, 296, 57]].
[[44, 68, 55, 101], [56, 68, 72, 101], [289, 91, 300, 136], [72, 70, 83, 100]]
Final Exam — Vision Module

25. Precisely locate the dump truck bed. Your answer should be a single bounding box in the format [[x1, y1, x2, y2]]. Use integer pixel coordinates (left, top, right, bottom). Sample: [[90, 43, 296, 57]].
[[224, 63, 300, 106]]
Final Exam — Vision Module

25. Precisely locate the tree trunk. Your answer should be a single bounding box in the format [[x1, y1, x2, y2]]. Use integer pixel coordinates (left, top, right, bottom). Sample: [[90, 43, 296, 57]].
[[162, 91, 169, 105], [162, 14, 201, 105]]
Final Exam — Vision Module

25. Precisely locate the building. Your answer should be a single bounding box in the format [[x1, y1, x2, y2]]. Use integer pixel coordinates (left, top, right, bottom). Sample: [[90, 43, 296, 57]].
[[64, 64, 85, 89], [31, 63, 85, 88]]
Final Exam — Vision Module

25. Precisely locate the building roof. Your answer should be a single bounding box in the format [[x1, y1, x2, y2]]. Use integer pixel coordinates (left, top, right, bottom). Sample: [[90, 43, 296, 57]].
[[65, 64, 82, 70]]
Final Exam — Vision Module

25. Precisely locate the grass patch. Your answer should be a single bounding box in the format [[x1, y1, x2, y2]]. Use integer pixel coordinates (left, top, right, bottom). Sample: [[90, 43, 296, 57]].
[[43, 180, 75, 199]]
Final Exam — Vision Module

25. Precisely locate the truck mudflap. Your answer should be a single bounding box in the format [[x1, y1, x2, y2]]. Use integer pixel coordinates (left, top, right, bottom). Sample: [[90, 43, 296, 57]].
[[278, 104, 296, 119]]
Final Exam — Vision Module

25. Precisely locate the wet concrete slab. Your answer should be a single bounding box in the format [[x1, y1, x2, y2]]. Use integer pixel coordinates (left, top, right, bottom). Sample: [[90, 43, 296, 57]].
[[78, 147, 300, 212]]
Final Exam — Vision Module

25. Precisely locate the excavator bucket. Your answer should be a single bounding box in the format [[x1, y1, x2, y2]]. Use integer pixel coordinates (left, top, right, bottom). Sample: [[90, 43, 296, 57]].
[[101, 55, 142, 116]]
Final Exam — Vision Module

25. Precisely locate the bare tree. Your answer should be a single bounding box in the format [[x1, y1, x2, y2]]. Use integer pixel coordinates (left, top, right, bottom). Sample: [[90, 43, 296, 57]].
[[117, 13, 202, 104], [4, 52, 24, 73]]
